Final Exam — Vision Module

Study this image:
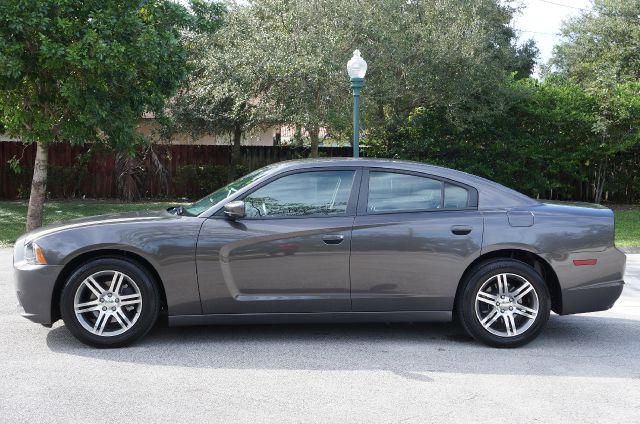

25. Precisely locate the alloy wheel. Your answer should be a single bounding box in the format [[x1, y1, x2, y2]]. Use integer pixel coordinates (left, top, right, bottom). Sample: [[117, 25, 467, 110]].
[[73, 270, 143, 337], [474, 273, 539, 337]]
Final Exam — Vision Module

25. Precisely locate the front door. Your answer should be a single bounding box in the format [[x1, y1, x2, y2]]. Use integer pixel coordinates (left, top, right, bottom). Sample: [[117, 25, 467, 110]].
[[197, 168, 360, 314]]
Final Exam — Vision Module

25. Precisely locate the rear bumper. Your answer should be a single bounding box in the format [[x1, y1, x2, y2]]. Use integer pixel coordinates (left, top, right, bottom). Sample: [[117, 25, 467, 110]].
[[560, 279, 624, 315], [14, 261, 63, 325], [552, 246, 626, 315]]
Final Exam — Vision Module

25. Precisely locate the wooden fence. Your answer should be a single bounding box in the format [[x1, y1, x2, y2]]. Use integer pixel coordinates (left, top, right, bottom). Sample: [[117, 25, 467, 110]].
[[0, 141, 353, 199]]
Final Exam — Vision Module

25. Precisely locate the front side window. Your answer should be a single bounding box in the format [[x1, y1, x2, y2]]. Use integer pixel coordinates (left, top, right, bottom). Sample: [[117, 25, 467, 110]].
[[243, 170, 355, 218]]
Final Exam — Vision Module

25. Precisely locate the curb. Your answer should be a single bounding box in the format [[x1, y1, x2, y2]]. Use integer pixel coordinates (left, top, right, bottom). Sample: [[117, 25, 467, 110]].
[[620, 247, 640, 254]]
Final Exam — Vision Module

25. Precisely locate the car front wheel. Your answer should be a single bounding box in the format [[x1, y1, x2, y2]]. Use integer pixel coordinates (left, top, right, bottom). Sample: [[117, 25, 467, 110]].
[[457, 259, 551, 348], [60, 257, 160, 348]]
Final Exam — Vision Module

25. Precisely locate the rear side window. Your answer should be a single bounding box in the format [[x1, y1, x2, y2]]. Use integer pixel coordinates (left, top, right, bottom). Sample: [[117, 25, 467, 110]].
[[367, 172, 471, 213], [367, 172, 443, 212], [444, 183, 469, 208]]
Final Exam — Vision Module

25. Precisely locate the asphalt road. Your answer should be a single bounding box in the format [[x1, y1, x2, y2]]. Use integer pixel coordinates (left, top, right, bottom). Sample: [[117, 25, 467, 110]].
[[1, 248, 639, 423]]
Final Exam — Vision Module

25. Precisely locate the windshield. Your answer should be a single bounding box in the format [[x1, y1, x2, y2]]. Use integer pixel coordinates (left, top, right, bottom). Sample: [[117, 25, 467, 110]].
[[181, 166, 276, 216]]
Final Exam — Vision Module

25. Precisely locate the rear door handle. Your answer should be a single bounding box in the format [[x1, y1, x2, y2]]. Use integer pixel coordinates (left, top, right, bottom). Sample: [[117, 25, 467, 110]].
[[451, 225, 472, 235], [322, 234, 345, 245]]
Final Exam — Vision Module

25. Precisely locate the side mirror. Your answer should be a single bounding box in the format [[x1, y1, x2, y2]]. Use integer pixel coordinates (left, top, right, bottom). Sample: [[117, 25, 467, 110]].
[[223, 200, 246, 220]]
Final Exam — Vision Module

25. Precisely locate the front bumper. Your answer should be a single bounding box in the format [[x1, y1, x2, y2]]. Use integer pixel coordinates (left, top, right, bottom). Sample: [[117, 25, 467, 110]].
[[14, 260, 63, 325]]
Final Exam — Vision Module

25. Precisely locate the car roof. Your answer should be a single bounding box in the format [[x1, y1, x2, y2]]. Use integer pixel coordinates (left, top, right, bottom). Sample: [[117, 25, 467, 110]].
[[264, 158, 538, 209]]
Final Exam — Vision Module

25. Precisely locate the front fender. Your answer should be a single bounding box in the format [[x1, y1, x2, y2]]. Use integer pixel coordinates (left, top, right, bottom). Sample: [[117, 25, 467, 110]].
[[32, 217, 205, 316]]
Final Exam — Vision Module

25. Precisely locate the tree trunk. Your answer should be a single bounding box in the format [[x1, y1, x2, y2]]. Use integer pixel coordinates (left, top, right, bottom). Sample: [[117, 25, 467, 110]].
[[26, 142, 49, 232], [293, 125, 302, 147], [377, 102, 389, 154], [228, 124, 242, 182], [594, 159, 607, 204], [309, 126, 319, 158]]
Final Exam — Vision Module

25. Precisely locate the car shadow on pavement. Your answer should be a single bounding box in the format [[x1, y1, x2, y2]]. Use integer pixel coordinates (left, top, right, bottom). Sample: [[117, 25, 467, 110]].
[[46, 314, 640, 379]]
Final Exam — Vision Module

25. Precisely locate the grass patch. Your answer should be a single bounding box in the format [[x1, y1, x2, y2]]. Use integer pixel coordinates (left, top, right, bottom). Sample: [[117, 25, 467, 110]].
[[613, 208, 640, 247], [1, 200, 638, 248], [0, 200, 174, 247]]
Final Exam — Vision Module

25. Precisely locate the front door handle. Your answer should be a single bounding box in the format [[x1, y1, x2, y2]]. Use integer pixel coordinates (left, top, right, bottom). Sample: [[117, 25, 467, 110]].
[[322, 234, 345, 245], [451, 225, 472, 236]]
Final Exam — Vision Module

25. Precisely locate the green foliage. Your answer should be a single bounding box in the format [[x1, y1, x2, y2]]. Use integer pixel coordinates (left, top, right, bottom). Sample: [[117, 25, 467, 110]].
[[174, 164, 226, 198], [7, 156, 21, 174], [174, 163, 248, 198], [0, 0, 224, 150], [174, 0, 535, 151], [1, 0, 636, 207], [47, 149, 93, 198], [553, 0, 640, 85], [169, 3, 267, 140], [367, 75, 640, 202], [365, 0, 639, 203], [353, 0, 535, 133], [239, 0, 355, 135], [550, 0, 640, 202]]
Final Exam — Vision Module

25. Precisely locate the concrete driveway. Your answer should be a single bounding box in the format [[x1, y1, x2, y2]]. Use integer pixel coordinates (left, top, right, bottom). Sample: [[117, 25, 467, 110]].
[[1, 248, 639, 423]]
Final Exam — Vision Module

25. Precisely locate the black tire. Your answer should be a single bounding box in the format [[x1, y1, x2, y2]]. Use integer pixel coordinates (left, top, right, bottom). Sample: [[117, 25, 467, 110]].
[[457, 259, 550, 348], [60, 257, 160, 348]]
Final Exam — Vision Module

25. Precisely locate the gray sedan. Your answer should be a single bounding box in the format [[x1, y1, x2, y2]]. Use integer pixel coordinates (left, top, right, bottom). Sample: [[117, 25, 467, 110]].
[[13, 159, 626, 348]]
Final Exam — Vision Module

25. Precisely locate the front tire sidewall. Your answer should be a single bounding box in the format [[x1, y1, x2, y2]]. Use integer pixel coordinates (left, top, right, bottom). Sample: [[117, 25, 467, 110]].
[[60, 257, 159, 348], [459, 260, 551, 348]]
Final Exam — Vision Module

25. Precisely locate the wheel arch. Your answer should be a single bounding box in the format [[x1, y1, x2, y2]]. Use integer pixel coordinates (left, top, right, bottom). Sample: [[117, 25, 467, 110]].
[[51, 249, 168, 323], [455, 249, 562, 314]]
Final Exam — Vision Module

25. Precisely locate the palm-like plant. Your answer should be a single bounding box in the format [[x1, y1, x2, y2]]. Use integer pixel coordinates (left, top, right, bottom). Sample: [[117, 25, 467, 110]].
[[115, 146, 169, 201]]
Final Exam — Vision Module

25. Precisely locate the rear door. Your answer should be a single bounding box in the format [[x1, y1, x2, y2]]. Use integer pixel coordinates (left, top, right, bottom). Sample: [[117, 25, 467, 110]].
[[350, 169, 483, 312], [197, 168, 361, 314]]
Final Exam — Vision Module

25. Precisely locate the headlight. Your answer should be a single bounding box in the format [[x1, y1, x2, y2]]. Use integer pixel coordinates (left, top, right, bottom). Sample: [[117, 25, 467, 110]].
[[24, 241, 47, 265]]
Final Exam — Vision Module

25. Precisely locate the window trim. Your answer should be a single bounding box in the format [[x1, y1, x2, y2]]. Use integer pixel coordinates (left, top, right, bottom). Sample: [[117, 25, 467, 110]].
[[212, 167, 363, 220], [357, 168, 478, 216]]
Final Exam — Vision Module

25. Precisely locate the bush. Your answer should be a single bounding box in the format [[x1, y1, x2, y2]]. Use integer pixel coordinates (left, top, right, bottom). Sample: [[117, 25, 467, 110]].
[[174, 164, 232, 198]]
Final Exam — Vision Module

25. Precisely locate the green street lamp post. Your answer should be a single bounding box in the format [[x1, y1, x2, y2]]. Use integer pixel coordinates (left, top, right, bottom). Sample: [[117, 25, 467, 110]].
[[347, 49, 367, 158]]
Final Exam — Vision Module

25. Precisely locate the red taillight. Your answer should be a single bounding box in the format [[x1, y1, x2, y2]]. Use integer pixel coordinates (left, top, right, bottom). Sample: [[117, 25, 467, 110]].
[[573, 259, 597, 266]]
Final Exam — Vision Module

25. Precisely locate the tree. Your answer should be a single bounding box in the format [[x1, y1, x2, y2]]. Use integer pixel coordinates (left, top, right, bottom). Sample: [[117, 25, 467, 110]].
[[169, 4, 276, 180], [506, 77, 601, 200], [551, 0, 640, 202], [357, 0, 536, 133], [233, 0, 357, 157], [552, 0, 640, 84], [0, 0, 223, 231], [224, 0, 534, 157], [588, 81, 640, 202]]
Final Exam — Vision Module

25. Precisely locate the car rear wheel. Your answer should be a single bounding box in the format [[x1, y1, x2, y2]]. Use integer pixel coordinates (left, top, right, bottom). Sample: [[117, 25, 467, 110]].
[[457, 259, 550, 348], [60, 257, 160, 348]]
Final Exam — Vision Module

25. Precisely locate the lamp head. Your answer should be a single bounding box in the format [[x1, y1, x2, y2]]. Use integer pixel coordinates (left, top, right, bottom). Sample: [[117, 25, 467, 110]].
[[347, 49, 367, 79]]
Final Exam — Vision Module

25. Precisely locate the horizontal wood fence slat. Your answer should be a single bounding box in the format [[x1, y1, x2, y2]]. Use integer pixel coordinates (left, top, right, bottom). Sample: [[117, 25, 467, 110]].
[[0, 141, 353, 199]]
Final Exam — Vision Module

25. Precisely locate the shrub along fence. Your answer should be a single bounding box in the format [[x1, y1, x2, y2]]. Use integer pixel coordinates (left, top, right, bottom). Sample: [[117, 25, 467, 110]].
[[2, 140, 638, 203], [0, 141, 353, 200]]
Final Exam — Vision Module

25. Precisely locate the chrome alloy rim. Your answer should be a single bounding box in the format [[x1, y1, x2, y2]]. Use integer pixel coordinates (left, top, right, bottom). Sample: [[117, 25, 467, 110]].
[[73, 270, 142, 337], [474, 273, 539, 337]]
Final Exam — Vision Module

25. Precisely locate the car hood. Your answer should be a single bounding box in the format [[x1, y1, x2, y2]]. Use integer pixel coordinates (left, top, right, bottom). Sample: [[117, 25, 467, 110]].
[[21, 209, 178, 244]]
